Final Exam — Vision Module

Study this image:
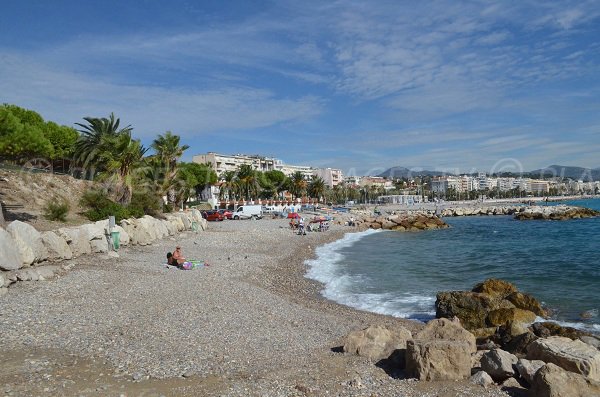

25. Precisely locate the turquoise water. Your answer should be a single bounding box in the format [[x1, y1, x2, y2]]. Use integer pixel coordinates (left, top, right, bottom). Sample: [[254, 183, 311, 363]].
[[306, 198, 600, 333]]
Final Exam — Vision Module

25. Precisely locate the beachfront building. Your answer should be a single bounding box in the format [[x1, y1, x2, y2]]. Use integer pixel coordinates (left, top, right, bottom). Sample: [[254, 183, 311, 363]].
[[193, 152, 277, 176], [275, 161, 315, 180], [530, 180, 550, 194], [313, 167, 343, 188]]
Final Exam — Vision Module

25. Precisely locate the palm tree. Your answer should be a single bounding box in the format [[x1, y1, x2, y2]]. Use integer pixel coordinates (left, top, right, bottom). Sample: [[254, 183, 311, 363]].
[[220, 170, 237, 200], [150, 131, 189, 204], [289, 171, 307, 199], [308, 177, 326, 202], [96, 133, 148, 205], [236, 164, 257, 200], [74, 113, 132, 173]]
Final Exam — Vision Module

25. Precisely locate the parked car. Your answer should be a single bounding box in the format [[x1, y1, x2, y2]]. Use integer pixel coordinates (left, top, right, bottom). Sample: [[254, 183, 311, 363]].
[[204, 210, 224, 221], [218, 209, 233, 219], [232, 205, 263, 220]]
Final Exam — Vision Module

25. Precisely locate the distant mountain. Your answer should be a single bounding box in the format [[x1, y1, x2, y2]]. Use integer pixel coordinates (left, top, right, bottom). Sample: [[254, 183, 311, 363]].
[[377, 166, 451, 179], [528, 165, 600, 182]]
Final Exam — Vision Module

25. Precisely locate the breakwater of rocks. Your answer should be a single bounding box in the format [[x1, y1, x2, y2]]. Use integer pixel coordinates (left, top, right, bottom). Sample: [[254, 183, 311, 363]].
[[515, 205, 600, 220], [341, 278, 600, 396], [0, 210, 207, 295], [335, 212, 449, 231]]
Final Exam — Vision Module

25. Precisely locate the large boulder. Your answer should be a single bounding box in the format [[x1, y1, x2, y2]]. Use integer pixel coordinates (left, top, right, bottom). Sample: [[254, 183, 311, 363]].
[[406, 339, 472, 381], [486, 308, 537, 327], [480, 348, 518, 382], [435, 292, 494, 331], [416, 318, 476, 353], [0, 228, 23, 271], [472, 278, 517, 298], [530, 363, 600, 397], [174, 212, 191, 230], [527, 336, 600, 381], [7, 220, 48, 265], [343, 325, 412, 364], [56, 227, 92, 257], [41, 231, 73, 260], [531, 322, 591, 340], [120, 219, 154, 246], [79, 222, 109, 253], [506, 291, 547, 317], [515, 358, 546, 385]]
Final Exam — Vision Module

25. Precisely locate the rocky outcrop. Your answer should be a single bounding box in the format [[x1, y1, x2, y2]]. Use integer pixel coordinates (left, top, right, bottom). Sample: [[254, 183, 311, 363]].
[[527, 336, 600, 381], [343, 324, 412, 364], [515, 205, 599, 221], [531, 321, 592, 340], [436, 279, 543, 340], [530, 363, 600, 397], [515, 358, 546, 385]]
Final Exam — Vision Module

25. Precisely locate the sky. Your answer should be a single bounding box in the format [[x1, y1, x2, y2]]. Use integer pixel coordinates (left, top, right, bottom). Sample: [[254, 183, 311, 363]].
[[1, 0, 599, 176]]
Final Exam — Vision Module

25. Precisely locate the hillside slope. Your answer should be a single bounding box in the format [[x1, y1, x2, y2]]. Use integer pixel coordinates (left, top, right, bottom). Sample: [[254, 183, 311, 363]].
[[0, 169, 94, 231]]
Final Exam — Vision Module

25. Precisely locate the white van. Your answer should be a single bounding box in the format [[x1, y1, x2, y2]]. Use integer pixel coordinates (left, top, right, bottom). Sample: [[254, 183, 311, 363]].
[[232, 205, 263, 220]]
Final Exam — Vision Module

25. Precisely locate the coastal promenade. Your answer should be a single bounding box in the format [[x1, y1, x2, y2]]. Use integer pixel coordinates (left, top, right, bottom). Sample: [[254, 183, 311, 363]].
[[0, 218, 511, 396]]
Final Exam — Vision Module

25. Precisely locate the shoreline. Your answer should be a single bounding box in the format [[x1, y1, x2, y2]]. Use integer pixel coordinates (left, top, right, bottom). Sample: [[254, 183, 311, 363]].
[[0, 218, 510, 396]]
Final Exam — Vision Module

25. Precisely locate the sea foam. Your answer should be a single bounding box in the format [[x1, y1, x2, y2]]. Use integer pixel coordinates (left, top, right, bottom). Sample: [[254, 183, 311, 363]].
[[305, 229, 435, 321]]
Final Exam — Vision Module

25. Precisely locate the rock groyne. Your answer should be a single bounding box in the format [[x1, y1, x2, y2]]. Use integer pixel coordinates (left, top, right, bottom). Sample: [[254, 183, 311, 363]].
[[515, 205, 600, 220]]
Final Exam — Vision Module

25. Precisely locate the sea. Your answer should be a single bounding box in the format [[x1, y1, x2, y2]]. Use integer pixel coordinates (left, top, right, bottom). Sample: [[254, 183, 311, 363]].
[[306, 198, 600, 334]]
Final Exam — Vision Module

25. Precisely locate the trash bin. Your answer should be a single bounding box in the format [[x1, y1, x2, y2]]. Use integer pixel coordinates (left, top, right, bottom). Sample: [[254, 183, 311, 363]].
[[110, 231, 120, 250], [191, 221, 198, 232]]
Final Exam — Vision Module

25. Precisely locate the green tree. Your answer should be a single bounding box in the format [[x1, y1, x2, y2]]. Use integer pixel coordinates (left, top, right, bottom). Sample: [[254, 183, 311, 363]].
[[288, 171, 307, 199], [74, 113, 133, 172], [219, 170, 237, 201], [236, 164, 258, 200], [308, 176, 326, 202], [150, 131, 190, 204], [0, 105, 54, 161], [96, 133, 148, 205]]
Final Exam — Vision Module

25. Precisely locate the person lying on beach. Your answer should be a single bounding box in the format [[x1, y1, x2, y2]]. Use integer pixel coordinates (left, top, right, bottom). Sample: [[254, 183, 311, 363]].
[[172, 246, 186, 265]]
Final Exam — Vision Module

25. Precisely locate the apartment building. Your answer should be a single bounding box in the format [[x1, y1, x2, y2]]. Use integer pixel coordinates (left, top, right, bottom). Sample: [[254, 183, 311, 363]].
[[313, 167, 343, 188], [193, 152, 276, 176]]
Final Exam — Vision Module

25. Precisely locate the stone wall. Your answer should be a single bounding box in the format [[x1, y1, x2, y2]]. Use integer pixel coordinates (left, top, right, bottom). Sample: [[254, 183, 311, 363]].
[[0, 210, 207, 294]]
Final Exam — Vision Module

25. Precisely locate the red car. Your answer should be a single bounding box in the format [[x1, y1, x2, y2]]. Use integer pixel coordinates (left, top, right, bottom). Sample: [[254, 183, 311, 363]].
[[218, 209, 233, 219], [203, 210, 224, 221]]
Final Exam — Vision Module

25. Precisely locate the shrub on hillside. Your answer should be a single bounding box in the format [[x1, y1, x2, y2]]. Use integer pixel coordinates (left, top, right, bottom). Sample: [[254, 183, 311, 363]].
[[43, 200, 69, 222], [129, 192, 162, 218], [80, 190, 129, 222]]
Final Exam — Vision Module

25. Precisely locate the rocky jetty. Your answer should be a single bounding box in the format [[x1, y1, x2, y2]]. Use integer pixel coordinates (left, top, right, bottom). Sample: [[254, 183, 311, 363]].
[[339, 212, 449, 231], [0, 210, 207, 294], [440, 205, 521, 217], [515, 205, 600, 220], [341, 280, 600, 396]]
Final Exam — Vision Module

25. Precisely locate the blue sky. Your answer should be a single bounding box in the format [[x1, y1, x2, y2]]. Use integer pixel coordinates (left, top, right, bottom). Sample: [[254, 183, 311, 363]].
[[1, 0, 599, 176]]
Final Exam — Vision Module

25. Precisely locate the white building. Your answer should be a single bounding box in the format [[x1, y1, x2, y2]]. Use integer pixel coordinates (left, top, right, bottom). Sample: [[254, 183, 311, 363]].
[[193, 152, 276, 176]]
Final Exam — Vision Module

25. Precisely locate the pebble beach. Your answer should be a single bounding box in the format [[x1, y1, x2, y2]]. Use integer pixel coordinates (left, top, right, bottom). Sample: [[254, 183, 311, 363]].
[[0, 218, 511, 396]]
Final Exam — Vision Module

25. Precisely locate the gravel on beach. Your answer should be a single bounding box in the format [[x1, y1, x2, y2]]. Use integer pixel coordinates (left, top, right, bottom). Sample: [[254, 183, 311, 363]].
[[0, 217, 510, 396]]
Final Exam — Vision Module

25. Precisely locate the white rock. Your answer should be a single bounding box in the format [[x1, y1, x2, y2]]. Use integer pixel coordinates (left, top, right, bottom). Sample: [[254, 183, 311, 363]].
[[41, 231, 73, 260], [56, 227, 92, 257], [0, 228, 23, 270], [527, 336, 600, 381], [7, 220, 48, 265], [470, 370, 494, 387]]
